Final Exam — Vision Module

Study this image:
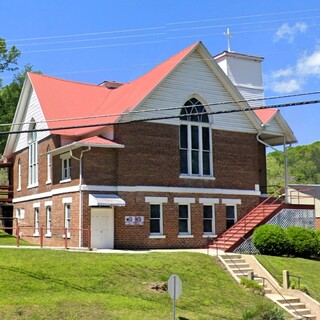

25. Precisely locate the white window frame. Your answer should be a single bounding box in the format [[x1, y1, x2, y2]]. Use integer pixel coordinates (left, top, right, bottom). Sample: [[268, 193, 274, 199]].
[[16, 208, 25, 220], [45, 205, 52, 237], [28, 120, 38, 188], [179, 98, 213, 179], [33, 204, 40, 237], [17, 159, 21, 191], [64, 203, 71, 238], [221, 199, 241, 229], [200, 198, 219, 237], [174, 198, 195, 238], [46, 146, 52, 184], [60, 153, 71, 182], [202, 205, 215, 236], [145, 197, 167, 239]]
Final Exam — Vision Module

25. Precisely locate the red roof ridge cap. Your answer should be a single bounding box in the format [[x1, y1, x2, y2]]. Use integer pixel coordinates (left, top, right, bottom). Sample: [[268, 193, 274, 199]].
[[27, 72, 110, 89]]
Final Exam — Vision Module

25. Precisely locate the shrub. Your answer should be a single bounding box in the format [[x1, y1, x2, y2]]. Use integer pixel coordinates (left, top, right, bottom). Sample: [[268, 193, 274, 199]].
[[240, 278, 265, 295], [285, 226, 318, 258], [315, 230, 320, 257], [252, 225, 288, 256], [242, 302, 285, 320]]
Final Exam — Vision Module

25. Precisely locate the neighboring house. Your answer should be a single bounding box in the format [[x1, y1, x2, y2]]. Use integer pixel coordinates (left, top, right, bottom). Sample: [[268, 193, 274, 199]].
[[287, 184, 320, 228], [1, 41, 296, 249]]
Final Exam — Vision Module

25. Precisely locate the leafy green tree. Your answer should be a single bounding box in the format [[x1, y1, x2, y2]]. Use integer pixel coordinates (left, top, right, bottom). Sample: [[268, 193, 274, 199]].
[[267, 142, 320, 187]]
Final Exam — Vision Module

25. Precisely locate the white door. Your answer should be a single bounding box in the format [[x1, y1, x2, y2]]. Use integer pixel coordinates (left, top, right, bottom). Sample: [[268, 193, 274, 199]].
[[91, 208, 114, 249]]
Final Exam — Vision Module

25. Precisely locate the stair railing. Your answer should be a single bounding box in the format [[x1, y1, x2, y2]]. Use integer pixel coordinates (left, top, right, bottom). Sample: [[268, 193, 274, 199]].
[[220, 251, 308, 319], [213, 187, 285, 251], [236, 235, 320, 303]]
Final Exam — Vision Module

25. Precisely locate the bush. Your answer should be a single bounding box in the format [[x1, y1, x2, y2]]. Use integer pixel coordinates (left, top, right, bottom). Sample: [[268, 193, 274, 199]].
[[315, 230, 320, 257], [242, 302, 285, 320], [240, 278, 265, 295], [285, 226, 318, 258], [252, 225, 288, 256]]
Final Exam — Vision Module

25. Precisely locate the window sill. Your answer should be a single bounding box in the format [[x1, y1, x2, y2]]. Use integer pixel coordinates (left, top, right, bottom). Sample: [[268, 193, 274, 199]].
[[33, 232, 39, 237], [46, 180, 52, 185], [202, 234, 217, 238], [63, 234, 71, 239], [45, 233, 52, 238], [60, 178, 71, 184], [149, 235, 166, 239], [27, 184, 39, 189], [179, 174, 215, 180], [17, 188, 21, 192], [178, 234, 194, 238]]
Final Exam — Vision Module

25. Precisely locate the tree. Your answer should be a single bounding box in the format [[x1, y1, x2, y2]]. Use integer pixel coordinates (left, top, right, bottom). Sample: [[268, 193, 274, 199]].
[[0, 38, 20, 87]]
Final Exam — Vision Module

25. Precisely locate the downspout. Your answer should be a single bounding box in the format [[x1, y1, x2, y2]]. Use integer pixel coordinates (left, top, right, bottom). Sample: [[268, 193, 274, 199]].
[[70, 146, 91, 247], [256, 132, 289, 203]]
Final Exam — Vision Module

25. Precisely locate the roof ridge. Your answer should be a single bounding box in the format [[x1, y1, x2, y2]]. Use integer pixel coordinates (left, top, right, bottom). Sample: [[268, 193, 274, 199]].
[[28, 72, 110, 89]]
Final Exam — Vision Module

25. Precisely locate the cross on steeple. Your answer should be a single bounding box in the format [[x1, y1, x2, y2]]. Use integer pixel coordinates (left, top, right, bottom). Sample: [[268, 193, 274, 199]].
[[224, 28, 232, 52]]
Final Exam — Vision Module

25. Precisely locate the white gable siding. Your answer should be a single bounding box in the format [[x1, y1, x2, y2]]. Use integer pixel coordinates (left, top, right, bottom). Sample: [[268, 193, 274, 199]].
[[126, 51, 257, 133], [263, 117, 284, 135], [14, 88, 50, 153]]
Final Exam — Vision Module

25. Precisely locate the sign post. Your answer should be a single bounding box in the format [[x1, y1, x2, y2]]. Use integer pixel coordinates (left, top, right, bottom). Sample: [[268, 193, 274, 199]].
[[167, 274, 182, 320]]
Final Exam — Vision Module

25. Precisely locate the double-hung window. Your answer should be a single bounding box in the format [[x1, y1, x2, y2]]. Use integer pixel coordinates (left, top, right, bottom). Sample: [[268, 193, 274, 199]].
[[64, 203, 71, 238], [60, 153, 71, 182], [180, 98, 212, 177], [145, 197, 167, 238], [17, 159, 22, 191], [46, 146, 52, 184], [33, 204, 40, 236], [203, 206, 214, 235], [45, 205, 52, 237], [150, 204, 163, 235], [28, 120, 38, 187]]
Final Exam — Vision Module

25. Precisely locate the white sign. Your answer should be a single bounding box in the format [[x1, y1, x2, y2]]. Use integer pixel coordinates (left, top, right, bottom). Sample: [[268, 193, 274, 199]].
[[168, 274, 182, 299], [125, 216, 145, 225]]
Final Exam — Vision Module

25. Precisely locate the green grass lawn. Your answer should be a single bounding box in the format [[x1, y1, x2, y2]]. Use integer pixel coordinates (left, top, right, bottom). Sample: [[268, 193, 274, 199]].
[[256, 255, 320, 302], [0, 249, 276, 320], [0, 230, 34, 246]]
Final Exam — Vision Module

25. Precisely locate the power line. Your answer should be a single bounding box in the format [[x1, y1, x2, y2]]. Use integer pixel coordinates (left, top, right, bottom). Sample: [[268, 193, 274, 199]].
[[1, 90, 320, 129], [1, 98, 319, 136]]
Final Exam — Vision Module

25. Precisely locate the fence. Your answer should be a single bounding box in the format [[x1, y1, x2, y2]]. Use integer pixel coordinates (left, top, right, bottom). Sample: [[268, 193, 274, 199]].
[[0, 225, 92, 250]]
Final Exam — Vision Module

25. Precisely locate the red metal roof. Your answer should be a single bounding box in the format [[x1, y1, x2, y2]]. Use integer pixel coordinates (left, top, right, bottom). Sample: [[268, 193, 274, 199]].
[[78, 136, 123, 147], [254, 108, 278, 124], [28, 41, 200, 137]]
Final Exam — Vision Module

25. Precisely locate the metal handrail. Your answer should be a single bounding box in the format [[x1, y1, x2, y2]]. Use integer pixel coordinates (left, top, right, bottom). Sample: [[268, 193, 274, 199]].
[[213, 187, 284, 250], [219, 251, 308, 319]]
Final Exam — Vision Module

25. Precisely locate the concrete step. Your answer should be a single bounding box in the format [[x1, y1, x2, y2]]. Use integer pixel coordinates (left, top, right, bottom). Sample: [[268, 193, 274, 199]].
[[292, 308, 314, 316], [283, 302, 308, 310]]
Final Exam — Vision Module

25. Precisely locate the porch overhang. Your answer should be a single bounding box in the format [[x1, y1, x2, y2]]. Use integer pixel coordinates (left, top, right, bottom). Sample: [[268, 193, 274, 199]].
[[89, 194, 125, 207]]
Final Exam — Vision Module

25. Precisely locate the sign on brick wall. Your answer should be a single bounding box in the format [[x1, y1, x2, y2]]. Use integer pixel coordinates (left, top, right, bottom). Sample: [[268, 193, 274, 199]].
[[125, 216, 144, 225]]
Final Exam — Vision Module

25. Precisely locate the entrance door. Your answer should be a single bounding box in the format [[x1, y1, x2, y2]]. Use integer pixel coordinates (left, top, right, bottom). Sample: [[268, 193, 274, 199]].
[[91, 208, 114, 249]]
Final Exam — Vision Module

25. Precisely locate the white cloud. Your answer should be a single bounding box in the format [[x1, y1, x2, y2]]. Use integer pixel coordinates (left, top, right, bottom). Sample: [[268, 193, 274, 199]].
[[274, 22, 307, 44], [271, 79, 302, 94], [296, 49, 320, 76], [271, 67, 294, 79], [267, 48, 320, 94]]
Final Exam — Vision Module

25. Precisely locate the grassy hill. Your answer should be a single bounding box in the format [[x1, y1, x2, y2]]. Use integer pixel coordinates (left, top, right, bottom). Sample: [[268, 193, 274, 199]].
[[0, 249, 275, 320]]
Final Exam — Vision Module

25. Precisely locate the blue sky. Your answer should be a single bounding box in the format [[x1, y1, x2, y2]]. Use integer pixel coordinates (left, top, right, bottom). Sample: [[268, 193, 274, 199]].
[[1, 0, 320, 146]]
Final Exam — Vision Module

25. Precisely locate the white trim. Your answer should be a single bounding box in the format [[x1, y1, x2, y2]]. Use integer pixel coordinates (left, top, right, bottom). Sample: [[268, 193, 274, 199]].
[[12, 185, 259, 204], [178, 203, 192, 235], [202, 234, 217, 238], [221, 198, 242, 205], [178, 235, 194, 238], [199, 198, 220, 204], [60, 178, 71, 184], [33, 202, 40, 208], [145, 196, 168, 203], [179, 175, 215, 180], [174, 197, 195, 204], [149, 203, 164, 236], [45, 201, 53, 207], [62, 197, 72, 204], [149, 235, 166, 239]]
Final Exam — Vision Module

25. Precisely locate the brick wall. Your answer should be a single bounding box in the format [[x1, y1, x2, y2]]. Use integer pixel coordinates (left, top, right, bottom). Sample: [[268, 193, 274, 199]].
[[113, 191, 259, 249], [13, 192, 80, 247], [114, 122, 265, 191]]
